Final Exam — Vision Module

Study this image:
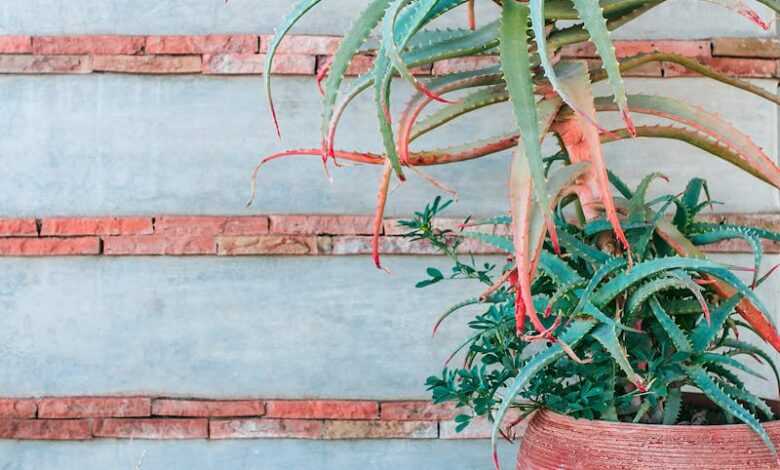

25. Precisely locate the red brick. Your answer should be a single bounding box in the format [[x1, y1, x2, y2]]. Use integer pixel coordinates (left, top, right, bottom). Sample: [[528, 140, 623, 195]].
[[269, 215, 374, 235], [0, 399, 37, 418], [266, 400, 378, 420], [32, 36, 144, 55], [432, 56, 498, 75], [344, 54, 375, 76], [217, 235, 317, 255], [0, 218, 37, 236], [210, 418, 322, 439], [321, 420, 437, 439], [713, 37, 780, 59], [93, 418, 207, 439], [0, 419, 91, 440], [560, 42, 597, 58], [380, 401, 457, 421], [38, 397, 150, 418], [664, 58, 776, 78], [260, 35, 341, 55], [146, 35, 257, 54], [152, 399, 265, 418], [0, 36, 32, 54], [41, 217, 152, 236], [203, 53, 315, 75], [0, 55, 91, 74], [0, 237, 99, 256], [615, 40, 711, 58], [103, 235, 215, 255], [92, 55, 201, 74], [156, 216, 269, 236]]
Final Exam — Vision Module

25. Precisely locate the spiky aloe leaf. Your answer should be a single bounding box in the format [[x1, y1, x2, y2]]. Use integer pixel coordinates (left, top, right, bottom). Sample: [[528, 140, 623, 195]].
[[690, 227, 763, 286], [628, 172, 668, 222], [554, 61, 631, 255], [719, 382, 774, 420], [557, 229, 611, 264], [460, 232, 513, 253], [571, 0, 634, 132], [626, 277, 690, 316], [592, 323, 646, 389], [594, 95, 780, 189], [662, 387, 682, 424], [684, 364, 775, 453], [264, 0, 326, 137], [538, 250, 584, 285], [573, 256, 627, 315], [649, 298, 692, 352], [491, 319, 597, 470], [501, 0, 560, 253], [321, 0, 392, 156], [723, 338, 780, 393], [695, 352, 768, 381]]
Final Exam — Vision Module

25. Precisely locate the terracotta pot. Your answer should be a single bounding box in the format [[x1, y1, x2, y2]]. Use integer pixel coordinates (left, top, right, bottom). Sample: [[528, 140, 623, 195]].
[[517, 408, 780, 469]]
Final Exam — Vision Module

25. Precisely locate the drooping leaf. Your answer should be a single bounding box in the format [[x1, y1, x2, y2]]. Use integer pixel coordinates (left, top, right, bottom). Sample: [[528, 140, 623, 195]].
[[592, 323, 646, 389]]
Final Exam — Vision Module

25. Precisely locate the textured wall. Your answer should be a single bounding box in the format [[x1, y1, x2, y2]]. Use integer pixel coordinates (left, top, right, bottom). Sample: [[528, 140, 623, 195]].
[[0, 1, 778, 469]]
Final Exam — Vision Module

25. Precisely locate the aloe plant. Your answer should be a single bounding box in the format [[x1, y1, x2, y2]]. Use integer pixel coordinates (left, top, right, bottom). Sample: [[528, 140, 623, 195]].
[[259, 0, 780, 466]]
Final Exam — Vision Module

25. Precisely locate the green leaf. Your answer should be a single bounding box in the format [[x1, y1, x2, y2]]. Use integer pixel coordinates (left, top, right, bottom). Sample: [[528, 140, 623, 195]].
[[684, 364, 775, 454], [592, 324, 645, 388], [662, 387, 682, 424], [460, 232, 513, 253], [691, 294, 742, 352], [649, 298, 692, 352], [696, 352, 768, 381]]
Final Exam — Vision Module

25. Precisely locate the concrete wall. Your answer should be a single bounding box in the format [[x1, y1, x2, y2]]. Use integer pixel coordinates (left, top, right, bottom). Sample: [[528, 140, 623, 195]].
[[0, 1, 778, 469]]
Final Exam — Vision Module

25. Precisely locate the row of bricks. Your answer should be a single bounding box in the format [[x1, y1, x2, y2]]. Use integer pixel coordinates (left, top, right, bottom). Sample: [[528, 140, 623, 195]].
[[0, 35, 777, 76], [0, 397, 510, 441], [0, 213, 773, 256]]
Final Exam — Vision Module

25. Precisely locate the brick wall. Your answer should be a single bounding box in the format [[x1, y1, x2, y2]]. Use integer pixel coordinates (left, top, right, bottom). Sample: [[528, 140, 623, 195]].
[[0, 2, 778, 469]]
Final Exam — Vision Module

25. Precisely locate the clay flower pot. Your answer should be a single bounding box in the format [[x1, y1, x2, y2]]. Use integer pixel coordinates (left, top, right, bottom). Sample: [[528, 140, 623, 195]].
[[517, 408, 780, 469]]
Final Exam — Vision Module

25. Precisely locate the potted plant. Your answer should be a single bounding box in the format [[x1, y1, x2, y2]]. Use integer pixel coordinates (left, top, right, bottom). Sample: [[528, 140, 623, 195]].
[[257, 0, 780, 468]]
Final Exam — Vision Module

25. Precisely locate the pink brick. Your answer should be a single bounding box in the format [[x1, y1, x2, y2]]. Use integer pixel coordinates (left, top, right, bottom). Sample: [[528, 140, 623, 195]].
[[0, 237, 99, 256], [92, 55, 201, 74], [103, 235, 215, 255], [93, 418, 207, 439], [0, 36, 32, 54], [713, 37, 780, 58], [41, 217, 152, 236], [0, 218, 37, 236], [559, 42, 597, 58], [210, 418, 322, 439], [0, 419, 91, 440], [0, 55, 91, 74], [203, 53, 315, 75], [321, 420, 437, 439], [0, 399, 37, 418], [38, 397, 150, 418], [152, 399, 265, 418], [587, 58, 662, 77], [380, 401, 457, 421], [664, 58, 776, 78], [432, 56, 498, 75], [344, 54, 375, 76], [146, 35, 258, 54], [217, 235, 317, 255], [260, 35, 341, 55], [269, 215, 374, 235], [156, 216, 269, 236], [32, 35, 144, 55], [702, 238, 780, 254], [615, 40, 711, 58], [697, 212, 780, 231], [266, 400, 378, 420]]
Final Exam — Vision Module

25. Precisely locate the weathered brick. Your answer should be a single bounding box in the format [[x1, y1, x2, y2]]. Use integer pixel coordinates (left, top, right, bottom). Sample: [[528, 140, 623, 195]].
[[152, 399, 265, 418], [432, 56, 498, 75], [41, 217, 152, 236], [559, 42, 597, 58], [38, 397, 150, 418], [210, 418, 322, 439], [103, 235, 215, 255], [0, 55, 91, 74], [92, 55, 202, 74], [0, 36, 32, 54], [260, 35, 341, 55], [0, 399, 37, 418], [270, 215, 374, 235], [266, 400, 378, 420], [203, 53, 315, 75], [156, 216, 269, 236], [697, 212, 780, 231], [587, 58, 662, 77], [0, 218, 37, 236], [0, 419, 91, 440], [217, 235, 317, 255], [320, 236, 439, 255], [32, 35, 144, 55], [713, 37, 780, 59], [0, 237, 99, 256], [664, 58, 776, 78], [702, 238, 780, 254], [439, 411, 527, 440], [321, 420, 437, 439], [380, 401, 457, 421], [615, 40, 711, 58], [93, 418, 207, 439], [383, 217, 491, 236], [146, 35, 258, 54], [333, 54, 431, 76]]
